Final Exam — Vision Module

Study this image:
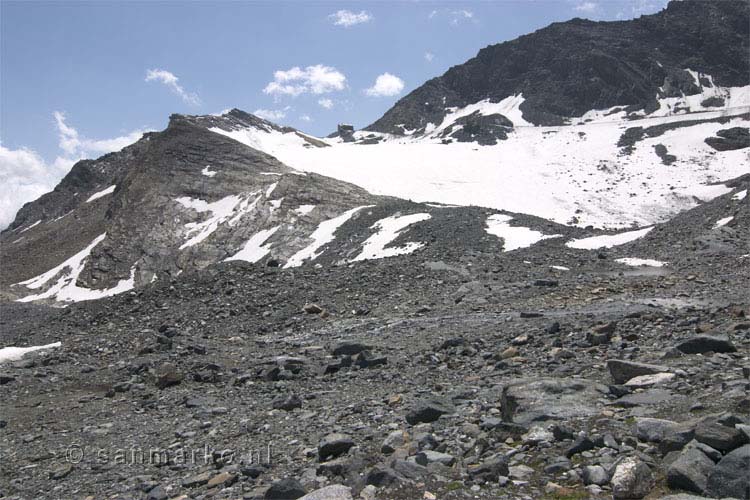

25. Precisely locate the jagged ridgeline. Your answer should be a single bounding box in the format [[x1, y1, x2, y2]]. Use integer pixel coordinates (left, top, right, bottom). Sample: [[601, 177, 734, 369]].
[[366, 0, 749, 135], [1, 0, 748, 305]]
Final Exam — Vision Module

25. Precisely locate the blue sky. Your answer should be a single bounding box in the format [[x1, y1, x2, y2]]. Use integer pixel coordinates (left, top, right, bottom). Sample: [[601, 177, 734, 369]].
[[0, 0, 667, 228]]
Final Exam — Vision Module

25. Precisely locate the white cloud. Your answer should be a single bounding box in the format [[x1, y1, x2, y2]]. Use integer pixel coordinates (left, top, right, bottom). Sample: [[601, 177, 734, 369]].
[[253, 108, 289, 121], [424, 52, 435, 62], [145, 68, 201, 105], [428, 9, 438, 19], [299, 115, 312, 122], [450, 9, 475, 25], [630, 0, 668, 16], [318, 98, 334, 109], [0, 145, 67, 230], [53, 112, 146, 162], [574, 1, 599, 13], [264, 65, 347, 97], [0, 113, 149, 230], [364, 73, 405, 97], [329, 9, 373, 27]]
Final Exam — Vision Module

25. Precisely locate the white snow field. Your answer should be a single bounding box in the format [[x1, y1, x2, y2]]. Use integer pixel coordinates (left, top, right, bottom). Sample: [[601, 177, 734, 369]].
[[0, 342, 61, 364], [210, 83, 750, 230]]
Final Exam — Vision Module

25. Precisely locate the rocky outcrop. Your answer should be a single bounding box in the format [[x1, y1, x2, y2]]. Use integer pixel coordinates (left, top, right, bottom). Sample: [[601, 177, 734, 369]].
[[365, 0, 749, 134]]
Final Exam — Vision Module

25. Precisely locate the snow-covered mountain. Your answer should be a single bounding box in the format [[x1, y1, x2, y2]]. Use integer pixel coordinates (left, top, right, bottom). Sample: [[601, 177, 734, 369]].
[[1, 0, 748, 305]]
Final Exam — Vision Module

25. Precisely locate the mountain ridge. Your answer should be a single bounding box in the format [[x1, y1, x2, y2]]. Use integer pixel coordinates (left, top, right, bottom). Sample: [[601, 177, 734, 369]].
[[365, 0, 749, 134]]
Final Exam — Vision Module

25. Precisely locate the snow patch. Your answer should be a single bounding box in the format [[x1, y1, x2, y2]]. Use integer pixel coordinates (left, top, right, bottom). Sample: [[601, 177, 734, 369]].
[[352, 213, 432, 261], [550, 265, 570, 271], [566, 227, 653, 249], [284, 206, 373, 268], [202, 165, 217, 177], [485, 214, 561, 251], [225, 226, 280, 263], [615, 258, 666, 267], [176, 195, 244, 249], [18, 220, 41, 233], [294, 204, 316, 216], [731, 190, 746, 201], [0, 342, 61, 364], [15, 234, 137, 303], [714, 216, 733, 228], [86, 185, 116, 203]]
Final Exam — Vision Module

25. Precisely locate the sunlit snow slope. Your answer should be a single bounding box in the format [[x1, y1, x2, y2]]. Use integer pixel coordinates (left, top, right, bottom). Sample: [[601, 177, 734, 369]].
[[209, 89, 749, 229]]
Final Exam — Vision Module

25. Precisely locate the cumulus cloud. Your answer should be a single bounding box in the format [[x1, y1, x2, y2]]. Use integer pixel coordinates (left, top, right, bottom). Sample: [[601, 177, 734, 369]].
[[424, 52, 435, 62], [145, 68, 201, 105], [53, 112, 146, 162], [0, 145, 66, 230], [329, 9, 373, 27], [264, 65, 347, 97], [0, 113, 149, 230], [253, 107, 289, 121], [318, 98, 334, 109], [364, 73, 405, 97]]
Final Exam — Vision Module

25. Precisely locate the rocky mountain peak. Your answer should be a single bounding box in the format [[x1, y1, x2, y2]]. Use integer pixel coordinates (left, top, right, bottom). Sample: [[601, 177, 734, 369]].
[[365, 0, 749, 136]]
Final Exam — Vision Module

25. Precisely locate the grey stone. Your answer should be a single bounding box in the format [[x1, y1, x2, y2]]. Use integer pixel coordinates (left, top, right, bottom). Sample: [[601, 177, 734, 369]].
[[607, 359, 671, 384], [675, 335, 736, 354], [405, 396, 455, 425], [298, 485, 352, 500], [265, 478, 306, 499], [611, 457, 654, 499], [705, 444, 750, 498], [415, 450, 455, 467], [500, 377, 608, 425], [318, 433, 355, 462], [666, 446, 715, 495], [467, 458, 509, 482], [381, 430, 408, 454], [582, 465, 609, 486], [695, 422, 749, 453]]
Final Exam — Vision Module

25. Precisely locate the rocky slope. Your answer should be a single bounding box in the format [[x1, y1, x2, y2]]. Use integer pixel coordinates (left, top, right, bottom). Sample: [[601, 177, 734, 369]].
[[1, 178, 749, 500], [365, 0, 749, 135], [1, 1, 749, 498]]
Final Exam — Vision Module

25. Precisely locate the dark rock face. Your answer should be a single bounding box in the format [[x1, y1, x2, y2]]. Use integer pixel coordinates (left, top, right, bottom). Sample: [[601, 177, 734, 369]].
[[705, 127, 750, 151], [439, 112, 512, 145], [365, 1, 749, 134]]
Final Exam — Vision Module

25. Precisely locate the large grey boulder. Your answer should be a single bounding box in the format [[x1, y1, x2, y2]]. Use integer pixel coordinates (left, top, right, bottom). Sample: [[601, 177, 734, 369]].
[[500, 377, 609, 425], [611, 457, 654, 499], [607, 359, 671, 384], [666, 445, 715, 495], [705, 444, 750, 498], [675, 335, 736, 354], [299, 485, 352, 500]]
